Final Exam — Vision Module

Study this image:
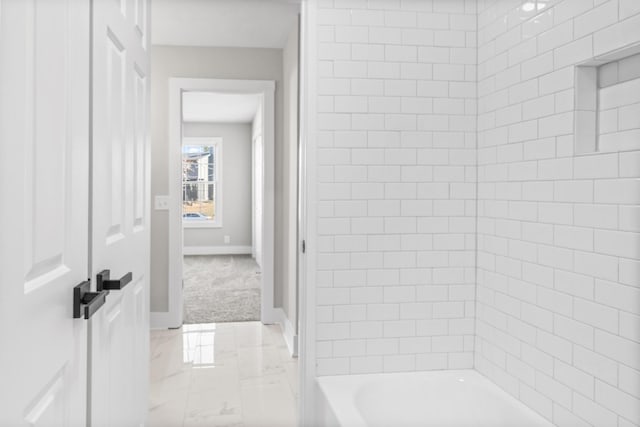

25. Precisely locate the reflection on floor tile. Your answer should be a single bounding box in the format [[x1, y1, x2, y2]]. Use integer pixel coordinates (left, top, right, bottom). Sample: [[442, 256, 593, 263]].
[[149, 322, 298, 427]]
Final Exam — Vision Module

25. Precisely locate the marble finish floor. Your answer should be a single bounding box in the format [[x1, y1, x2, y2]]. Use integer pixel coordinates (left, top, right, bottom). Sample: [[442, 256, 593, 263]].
[[149, 322, 298, 427]]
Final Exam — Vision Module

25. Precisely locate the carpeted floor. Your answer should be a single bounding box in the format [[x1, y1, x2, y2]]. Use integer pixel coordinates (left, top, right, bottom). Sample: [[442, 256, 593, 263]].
[[182, 255, 261, 324]]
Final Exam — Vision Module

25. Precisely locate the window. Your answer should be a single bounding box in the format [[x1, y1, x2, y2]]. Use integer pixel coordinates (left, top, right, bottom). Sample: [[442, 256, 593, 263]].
[[182, 138, 222, 227]]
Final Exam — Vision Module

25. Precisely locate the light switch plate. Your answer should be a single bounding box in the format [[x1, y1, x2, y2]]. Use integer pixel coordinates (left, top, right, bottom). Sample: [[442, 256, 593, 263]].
[[154, 195, 169, 210]]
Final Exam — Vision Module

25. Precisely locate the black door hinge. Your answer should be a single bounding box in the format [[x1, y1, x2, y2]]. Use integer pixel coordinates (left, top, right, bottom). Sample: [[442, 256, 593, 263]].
[[302, 240, 306, 254]]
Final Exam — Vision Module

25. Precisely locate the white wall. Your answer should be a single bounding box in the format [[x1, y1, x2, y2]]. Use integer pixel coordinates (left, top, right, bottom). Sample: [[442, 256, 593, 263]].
[[476, 1, 640, 426], [311, 0, 478, 376], [182, 123, 253, 250]]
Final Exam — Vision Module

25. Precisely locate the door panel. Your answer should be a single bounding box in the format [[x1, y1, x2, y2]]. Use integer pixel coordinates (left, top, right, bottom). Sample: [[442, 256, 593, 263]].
[[105, 30, 127, 242], [133, 65, 147, 230], [0, 0, 90, 425], [90, 0, 150, 425]]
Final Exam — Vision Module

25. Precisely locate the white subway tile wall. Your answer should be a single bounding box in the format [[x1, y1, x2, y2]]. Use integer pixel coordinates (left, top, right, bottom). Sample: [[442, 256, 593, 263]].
[[315, 0, 478, 376], [477, 1, 640, 427], [312, 0, 640, 425]]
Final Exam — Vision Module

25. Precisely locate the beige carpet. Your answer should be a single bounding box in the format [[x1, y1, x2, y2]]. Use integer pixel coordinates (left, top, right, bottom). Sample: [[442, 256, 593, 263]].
[[183, 255, 261, 324]]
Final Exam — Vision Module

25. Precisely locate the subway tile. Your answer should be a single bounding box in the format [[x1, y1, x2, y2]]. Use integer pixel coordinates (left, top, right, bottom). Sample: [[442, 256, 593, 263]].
[[369, 27, 402, 44], [351, 10, 385, 26], [620, 311, 640, 343], [554, 180, 593, 203], [351, 43, 385, 61], [539, 67, 574, 95], [384, 10, 417, 28], [553, 0, 594, 25], [595, 329, 640, 370], [368, 0, 401, 11], [574, 345, 618, 386], [522, 52, 554, 81], [554, 359, 595, 399], [595, 380, 640, 425], [595, 229, 640, 259], [434, 30, 466, 48], [620, 205, 640, 232], [351, 321, 384, 339], [620, 0, 640, 19], [335, 26, 369, 44], [574, 204, 618, 230], [417, 12, 450, 30], [368, 62, 401, 79], [595, 179, 640, 204], [351, 79, 384, 96], [619, 102, 640, 131], [539, 112, 574, 138], [538, 20, 573, 53], [573, 153, 619, 179], [574, 297, 619, 333], [573, 392, 618, 427], [619, 57, 640, 85], [385, 45, 418, 62], [519, 384, 553, 420], [594, 13, 640, 57], [575, 250, 619, 282]]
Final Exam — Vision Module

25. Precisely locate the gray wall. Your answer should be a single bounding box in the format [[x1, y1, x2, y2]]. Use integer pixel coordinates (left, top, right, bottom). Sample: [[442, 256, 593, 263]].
[[282, 22, 299, 330], [151, 45, 284, 312], [182, 123, 252, 249]]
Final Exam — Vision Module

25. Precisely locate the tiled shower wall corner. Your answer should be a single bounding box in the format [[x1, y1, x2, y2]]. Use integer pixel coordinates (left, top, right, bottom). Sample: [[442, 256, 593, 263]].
[[311, 0, 640, 425], [476, 1, 640, 427], [314, 0, 478, 376]]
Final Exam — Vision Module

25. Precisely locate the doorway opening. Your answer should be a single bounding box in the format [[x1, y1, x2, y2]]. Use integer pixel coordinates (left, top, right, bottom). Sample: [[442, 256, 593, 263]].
[[168, 79, 277, 327], [180, 91, 264, 324]]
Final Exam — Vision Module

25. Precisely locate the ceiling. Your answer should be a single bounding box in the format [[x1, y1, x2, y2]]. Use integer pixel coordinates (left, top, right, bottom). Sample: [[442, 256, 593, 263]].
[[152, 0, 300, 49], [182, 92, 260, 123]]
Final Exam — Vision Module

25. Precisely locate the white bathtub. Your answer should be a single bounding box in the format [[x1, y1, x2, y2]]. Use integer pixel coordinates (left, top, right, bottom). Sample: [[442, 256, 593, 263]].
[[316, 370, 554, 427]]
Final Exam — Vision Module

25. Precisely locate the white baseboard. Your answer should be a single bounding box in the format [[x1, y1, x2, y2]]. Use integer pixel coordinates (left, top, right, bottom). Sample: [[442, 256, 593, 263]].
[[183, 245, 252, 256], [274, 308, 298, 357], [150, 311, 174, 330]]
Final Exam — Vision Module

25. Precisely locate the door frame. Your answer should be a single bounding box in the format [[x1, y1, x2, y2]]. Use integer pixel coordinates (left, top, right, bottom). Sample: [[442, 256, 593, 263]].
[[298, 0, 318, 423], [167, 78, 277, 327]]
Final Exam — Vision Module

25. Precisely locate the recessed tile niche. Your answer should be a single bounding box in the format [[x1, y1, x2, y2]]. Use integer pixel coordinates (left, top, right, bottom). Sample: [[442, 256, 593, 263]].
[[575, 50, 640, 154]]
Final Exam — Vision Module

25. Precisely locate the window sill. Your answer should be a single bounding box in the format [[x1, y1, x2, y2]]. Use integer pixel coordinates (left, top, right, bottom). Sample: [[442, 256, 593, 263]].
[[183, 221, 223, 229]]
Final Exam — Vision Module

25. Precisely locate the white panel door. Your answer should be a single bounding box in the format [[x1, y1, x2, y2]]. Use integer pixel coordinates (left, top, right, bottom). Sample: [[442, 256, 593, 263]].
[[89, 0, 150, 425], [0, 0, 90, 425]]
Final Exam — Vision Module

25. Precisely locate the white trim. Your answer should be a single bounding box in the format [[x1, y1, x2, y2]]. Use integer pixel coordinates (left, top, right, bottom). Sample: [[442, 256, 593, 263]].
[[183, 245, 252, 256], [182, 222, 223, 229], [169, 78, 276, 329], [150, 311, 174, 330], [299, 0, 318, 425], [168, 81, 185, 329], [274, 308, 299, 357], [182, 136, 223, 227]]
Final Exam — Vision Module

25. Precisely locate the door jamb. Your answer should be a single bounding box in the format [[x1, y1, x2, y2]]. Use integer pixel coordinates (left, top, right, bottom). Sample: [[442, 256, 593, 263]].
[[298, 0, 318, 424], [168, 78, 277, 327]]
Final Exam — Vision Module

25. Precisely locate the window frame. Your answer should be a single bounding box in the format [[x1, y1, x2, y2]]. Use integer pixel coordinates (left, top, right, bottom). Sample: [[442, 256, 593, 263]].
[[181, 137, 223, 228]]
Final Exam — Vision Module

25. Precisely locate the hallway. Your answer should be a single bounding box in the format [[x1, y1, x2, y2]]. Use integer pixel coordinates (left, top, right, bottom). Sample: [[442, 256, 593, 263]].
[[183, 255, 262, 324], [149, 322, 298, 427]]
